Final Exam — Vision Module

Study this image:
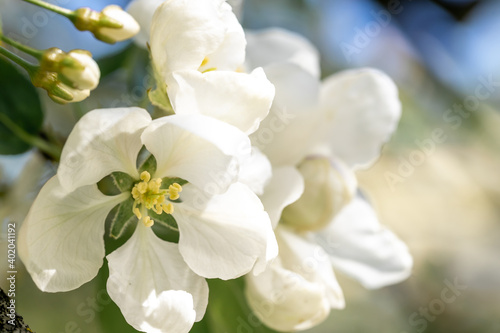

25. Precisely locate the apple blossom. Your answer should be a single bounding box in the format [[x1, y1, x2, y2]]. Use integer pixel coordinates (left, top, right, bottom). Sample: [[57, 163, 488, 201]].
[[244, 28, 413, 331], [19, 107, 277, 333], [128, 0, 275, 134]]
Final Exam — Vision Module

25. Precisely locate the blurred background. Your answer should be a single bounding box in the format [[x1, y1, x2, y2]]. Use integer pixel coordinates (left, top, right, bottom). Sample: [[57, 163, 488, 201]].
[[1, 0, 500, 332]]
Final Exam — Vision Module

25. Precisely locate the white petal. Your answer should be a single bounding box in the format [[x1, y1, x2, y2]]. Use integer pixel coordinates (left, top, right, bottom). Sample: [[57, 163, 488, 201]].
[[246, 28, 320, 78], [107, 224, 209, 332], [58, 107, 151, 192], [167, 68, 274, 134], [260, 166, 304, 229], [245, 226, 344, 332], [18, 176, 127, 292], [126, 0, 166, 47], [238, 147, 272, 196], [142, 114, 250, 195], [319, 68, 402, 169], [199, 1, 245, 72], [150, 0, 243, 79], [173, 183, 277, 279], [250, 63, 320, 166], [314, 195, 413, 289]]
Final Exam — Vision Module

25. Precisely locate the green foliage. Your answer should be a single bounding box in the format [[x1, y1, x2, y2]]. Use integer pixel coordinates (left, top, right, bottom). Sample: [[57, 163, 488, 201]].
[[0, 58, 43, 155]]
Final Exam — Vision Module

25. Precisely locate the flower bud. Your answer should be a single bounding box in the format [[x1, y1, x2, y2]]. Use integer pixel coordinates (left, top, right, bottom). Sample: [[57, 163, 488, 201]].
[[32, 71, 90, 104], [281, 156, 357, 232], [59, 50, 100, 90], [98, 5, 140, 43], [73, 5, 140, 44]]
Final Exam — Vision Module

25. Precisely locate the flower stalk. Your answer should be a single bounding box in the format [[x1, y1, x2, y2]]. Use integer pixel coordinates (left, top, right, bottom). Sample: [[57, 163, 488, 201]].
[[0, 112, 62, 160]]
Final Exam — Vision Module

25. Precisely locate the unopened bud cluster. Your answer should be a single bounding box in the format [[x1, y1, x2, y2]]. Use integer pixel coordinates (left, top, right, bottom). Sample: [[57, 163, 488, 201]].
[[32, 48, 100, 104]]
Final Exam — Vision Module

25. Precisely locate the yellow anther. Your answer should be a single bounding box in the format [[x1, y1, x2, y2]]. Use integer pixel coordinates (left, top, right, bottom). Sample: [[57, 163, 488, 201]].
[[202, 67, 217, 73], [137, 182, 148, 194], [200, 57, 209, 67], [141, 216, 154, 227], [133, 207, 142, 219], [140, 171, 151, 182], [167, 183, 182, 200], [163, 203, 174, 214], [171, 183, 182, 192]]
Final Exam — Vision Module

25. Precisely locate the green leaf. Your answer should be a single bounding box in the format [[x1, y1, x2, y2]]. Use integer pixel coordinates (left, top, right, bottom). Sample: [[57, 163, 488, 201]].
[[109, 197, 136, 239], [0, 58, 43, 155]]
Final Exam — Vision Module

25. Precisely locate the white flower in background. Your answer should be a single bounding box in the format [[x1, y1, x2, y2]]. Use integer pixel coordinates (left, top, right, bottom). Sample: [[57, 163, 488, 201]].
[[19, 107, 277, 333], [244, 28, 413, 331], [128, 0, 275, 134]]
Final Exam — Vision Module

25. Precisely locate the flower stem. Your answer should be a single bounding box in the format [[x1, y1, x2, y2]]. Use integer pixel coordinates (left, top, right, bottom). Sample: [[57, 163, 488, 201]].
[[0, 113, 62, 161], [0, 46, 37, 75], [0, 34, 43, 59], [20, 0, 73, 18]]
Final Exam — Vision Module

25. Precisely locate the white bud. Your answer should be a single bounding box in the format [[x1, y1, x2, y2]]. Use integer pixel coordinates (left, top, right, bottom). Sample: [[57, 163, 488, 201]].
[[60, 50, 100, 90], [99, 5, 140, 43], [281, 156, 357, 231]]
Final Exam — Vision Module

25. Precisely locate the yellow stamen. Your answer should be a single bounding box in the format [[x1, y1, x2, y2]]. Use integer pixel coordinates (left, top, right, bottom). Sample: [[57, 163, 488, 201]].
[[200, 57, 209, 67], [163, 203, 174, 215], [140, 171, 151, 182], [130, 171, 182, 227], [142, 216, 154, 227]]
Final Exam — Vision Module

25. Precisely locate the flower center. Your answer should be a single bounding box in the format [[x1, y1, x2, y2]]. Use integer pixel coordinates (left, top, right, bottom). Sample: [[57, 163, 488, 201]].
[[131, 171, 182, 227]]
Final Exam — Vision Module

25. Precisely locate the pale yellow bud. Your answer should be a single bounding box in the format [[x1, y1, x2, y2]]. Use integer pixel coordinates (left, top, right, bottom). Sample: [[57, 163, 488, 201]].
[[281, 156, 357, 231]]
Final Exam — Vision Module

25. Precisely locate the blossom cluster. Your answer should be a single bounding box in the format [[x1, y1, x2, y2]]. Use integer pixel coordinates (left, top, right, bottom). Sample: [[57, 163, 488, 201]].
[[18, 0, 413, 332]]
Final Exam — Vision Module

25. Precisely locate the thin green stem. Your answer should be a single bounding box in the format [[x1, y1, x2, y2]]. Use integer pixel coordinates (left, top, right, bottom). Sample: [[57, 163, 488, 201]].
[[0, 47, 37, 74], [0, 35, 43, 59], [0, 113, 62, 161], [21, 0, 73, 17]]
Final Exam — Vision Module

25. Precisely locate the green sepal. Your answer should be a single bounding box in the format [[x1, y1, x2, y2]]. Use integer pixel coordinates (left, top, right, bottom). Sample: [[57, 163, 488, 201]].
[[138, 154, 157, 174], [148, 84, 174, 115], [0, 58, 43, 155], [109, 197, 136, 239], [111, 171, 136, 193], [149, 209, 178, 231], [148, 57, 174, 115]]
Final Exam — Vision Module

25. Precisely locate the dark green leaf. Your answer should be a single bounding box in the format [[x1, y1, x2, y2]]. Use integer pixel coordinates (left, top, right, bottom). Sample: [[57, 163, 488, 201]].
[[0, 58, 43, 155]]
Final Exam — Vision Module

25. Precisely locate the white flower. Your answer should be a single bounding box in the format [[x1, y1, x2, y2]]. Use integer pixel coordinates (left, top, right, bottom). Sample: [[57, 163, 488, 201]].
[[98, 5, 141, 43], [128, 0, 275, 134], [19, 107, 277, 332], [244, 28, 413, 331], [60, 50, 100, 90]]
